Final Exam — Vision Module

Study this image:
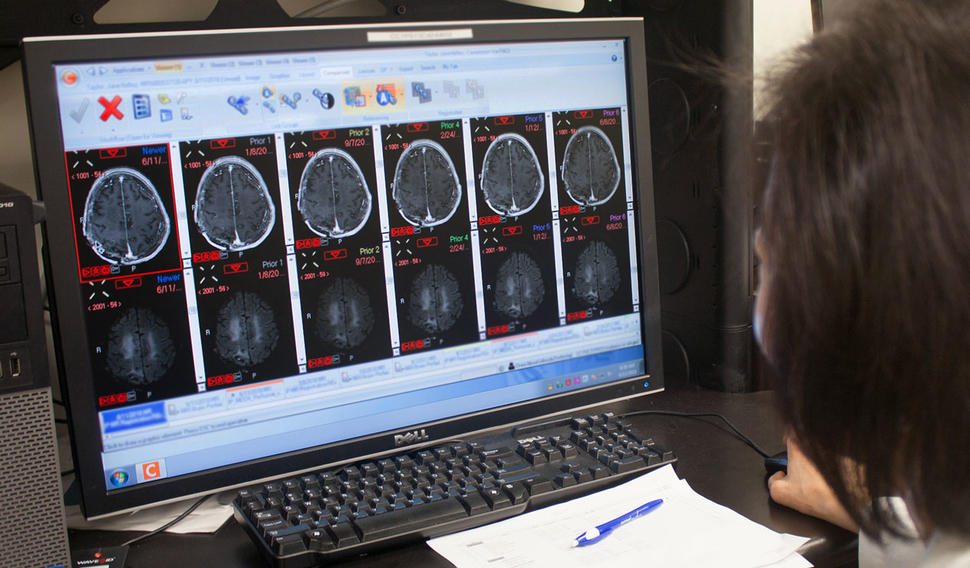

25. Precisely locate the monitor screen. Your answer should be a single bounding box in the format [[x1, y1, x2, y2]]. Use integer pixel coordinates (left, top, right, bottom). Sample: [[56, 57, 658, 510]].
[[21, 17, 663, 518]]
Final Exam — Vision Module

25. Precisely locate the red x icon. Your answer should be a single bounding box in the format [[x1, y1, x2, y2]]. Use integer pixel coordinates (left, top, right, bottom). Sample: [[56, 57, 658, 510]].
[[98, 95, 123, 121]]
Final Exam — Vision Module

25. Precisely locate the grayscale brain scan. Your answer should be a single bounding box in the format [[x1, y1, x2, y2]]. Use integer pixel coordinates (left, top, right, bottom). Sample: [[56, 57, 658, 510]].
[[408, 264, 463, 334], [392, 140, 462, 227], [493, 252, 545, 320], [215, 291, 280, 367], [561, 126, 621, 207], [573, 241, 621, 306], [480, 133, 544, 217], [297, 148, 372, 239], [194, 156, 276, 251], [315, 277, 375, 350], [82, 167, 171, 265], [106, 307, 176, 385]]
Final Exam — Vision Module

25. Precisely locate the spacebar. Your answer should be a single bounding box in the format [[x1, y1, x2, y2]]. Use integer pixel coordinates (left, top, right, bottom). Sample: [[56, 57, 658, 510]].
[[353, 499, 468, 542]]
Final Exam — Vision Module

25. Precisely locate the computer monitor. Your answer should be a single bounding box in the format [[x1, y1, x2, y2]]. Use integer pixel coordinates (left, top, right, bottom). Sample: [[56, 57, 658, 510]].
[[21, 17, 663, 519]]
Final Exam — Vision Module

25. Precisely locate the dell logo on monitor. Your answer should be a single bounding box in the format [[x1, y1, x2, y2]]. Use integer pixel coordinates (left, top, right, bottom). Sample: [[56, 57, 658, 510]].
[[393, 428, 429, 447]]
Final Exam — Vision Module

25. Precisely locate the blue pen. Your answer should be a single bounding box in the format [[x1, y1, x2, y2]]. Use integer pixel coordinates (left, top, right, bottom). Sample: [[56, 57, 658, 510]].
[[573, 498, 663, 547]]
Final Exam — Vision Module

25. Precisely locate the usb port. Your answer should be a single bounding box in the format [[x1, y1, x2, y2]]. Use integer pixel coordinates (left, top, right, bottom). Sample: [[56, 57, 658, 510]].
[[10, 356, 21, 377]]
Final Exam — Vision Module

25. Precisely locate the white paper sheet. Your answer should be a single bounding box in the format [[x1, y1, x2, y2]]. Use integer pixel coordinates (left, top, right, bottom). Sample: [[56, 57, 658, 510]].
[[429, 465, 812, 568]]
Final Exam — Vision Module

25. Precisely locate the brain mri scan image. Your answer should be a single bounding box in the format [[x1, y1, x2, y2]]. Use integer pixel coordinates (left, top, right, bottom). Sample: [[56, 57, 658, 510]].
[[561, 126, 621, 207], [392, 140, 462, 227], [215, 291, 280, 368], [298, 148, 372, 239], [82, 167, 170, 265], [572, 241, 621, 306], [492, 252, 545, 320], [480, 133, 544, 217], [408, 264, 463, 334], [194, 156, 276, 251], [315, 277, 375, 350], [105, 308, 176, 386]]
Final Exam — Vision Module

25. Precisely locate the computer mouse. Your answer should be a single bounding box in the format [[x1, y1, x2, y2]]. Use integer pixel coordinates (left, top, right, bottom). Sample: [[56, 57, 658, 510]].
[[764, 450, 788, 475]]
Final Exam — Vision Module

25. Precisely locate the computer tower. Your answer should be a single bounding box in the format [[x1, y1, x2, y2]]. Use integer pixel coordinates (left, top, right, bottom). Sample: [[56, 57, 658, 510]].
[[0, 183, 70, 566]]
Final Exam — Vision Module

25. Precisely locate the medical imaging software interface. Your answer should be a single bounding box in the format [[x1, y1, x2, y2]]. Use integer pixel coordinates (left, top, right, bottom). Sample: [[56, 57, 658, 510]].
[[53, 38, 647, 492]]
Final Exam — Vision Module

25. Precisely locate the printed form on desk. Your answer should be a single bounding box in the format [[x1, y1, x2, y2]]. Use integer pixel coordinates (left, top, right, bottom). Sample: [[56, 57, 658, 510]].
[[428, 465, 812, 568]]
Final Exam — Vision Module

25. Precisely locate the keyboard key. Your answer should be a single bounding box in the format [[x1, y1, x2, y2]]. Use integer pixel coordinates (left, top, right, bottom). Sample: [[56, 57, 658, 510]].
[[542, 447, 562, 463], [589, 464, 610, 479], [252, 509, 281, 524], [272, 533, 307, 555], [481, 487, 513, 509], [330, 522, 360, 547], [561, 461, 581, 473], [305, 528, 336, 552], [524, 449, 547, 465], [573, 469, 593, 484], [434, 447, 451, 461], [569, 417, 590, 430], [458, 491, 490, 515], [610, 455, 646, 474], [259, 518, 289, 538], [501, 482, 528, 504], [519, 477, 550, 495], [353, 498, 467, 542], [554, 473, 577, 488], [558, 442, 579, 458], [495, 456, 528, 470]]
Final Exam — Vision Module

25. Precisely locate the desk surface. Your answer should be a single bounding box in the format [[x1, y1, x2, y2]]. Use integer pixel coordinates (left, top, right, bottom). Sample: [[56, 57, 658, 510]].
[[68, 388, 858, 567]]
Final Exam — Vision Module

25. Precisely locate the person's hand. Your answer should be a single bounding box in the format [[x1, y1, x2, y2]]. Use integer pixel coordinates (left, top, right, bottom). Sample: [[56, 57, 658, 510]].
[[768, 438, 860, 533]]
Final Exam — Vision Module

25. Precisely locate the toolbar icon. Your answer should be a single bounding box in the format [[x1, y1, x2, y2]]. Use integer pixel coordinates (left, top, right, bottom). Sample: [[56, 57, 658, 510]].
[[343, 86, 365, 107], [69, 98, 90, 123], [280, 92, 301, 109], [132, 94, 151, 119], [376, 84, 398, 106], [227, 95, 250, 115], [160, 108, 173, 122], [411, 81, 432, 104], [61, 69, 78, 86], [312, 89, 335, 109], [98, 95, 123, 121], [136, 460, 166, 482], [466, 79, 485, 100]]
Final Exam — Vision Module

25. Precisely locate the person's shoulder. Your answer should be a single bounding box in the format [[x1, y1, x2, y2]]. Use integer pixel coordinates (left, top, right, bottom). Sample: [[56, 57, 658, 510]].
[[922, 531, 970, 568]]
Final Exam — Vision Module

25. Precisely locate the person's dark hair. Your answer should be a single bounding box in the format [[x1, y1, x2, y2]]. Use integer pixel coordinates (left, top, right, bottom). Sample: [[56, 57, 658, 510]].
[[759, 0, 970, 539]]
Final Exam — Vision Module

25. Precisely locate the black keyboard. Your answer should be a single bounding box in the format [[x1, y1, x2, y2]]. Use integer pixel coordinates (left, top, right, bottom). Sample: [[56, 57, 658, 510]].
[[232, 411, 676, 567]]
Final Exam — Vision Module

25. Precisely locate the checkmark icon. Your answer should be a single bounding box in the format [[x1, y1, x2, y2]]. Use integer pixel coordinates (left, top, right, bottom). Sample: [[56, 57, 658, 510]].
[[69, 98, 90, 123]]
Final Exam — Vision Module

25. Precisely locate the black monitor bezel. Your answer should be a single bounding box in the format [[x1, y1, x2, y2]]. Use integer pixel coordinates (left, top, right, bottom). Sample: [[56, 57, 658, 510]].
[[21, 17, 663, 519]]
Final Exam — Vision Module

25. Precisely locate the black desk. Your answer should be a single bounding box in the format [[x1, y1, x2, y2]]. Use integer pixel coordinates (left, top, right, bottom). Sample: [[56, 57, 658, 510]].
[[68, 389, 858, 567]]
